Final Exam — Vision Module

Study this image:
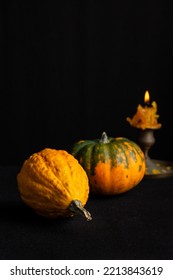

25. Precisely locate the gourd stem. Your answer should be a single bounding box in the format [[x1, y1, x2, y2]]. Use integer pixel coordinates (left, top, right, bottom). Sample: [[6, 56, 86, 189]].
[[69, 200, 92, 221], [100, 131, 110, 144]]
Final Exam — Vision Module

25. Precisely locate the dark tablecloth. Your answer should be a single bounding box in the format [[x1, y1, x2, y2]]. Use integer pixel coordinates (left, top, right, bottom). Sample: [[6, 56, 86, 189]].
[[0, 166, 173, 260]]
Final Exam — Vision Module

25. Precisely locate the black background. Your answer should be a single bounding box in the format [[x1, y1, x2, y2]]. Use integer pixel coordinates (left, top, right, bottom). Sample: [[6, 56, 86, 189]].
[[1, 1, 173, 262], [1, 0, 173, 165]]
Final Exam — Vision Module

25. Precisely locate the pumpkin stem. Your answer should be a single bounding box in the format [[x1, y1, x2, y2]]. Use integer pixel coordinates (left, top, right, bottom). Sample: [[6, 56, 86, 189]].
[[100, 131, 110, 144], [69, 200, 92, 221]]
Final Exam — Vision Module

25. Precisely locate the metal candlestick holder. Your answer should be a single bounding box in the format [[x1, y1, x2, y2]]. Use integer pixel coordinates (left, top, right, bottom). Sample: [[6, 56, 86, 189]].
[[138, 128, 173, 178]]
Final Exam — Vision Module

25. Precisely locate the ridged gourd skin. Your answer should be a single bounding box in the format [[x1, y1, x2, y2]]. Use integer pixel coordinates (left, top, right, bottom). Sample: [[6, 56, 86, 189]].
[[17, 148, 91, 220], [71, 132, 146, 195]]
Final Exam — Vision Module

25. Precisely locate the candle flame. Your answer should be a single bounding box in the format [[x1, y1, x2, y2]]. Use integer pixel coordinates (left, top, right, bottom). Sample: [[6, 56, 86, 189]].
[[144, 90, 150, 104]]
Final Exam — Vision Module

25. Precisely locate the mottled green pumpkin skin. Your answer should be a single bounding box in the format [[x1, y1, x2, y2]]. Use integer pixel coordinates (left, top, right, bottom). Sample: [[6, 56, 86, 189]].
[[71, 133, 146, 195]]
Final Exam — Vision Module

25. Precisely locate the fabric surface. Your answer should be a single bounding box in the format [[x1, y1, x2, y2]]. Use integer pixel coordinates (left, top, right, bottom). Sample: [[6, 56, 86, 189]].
[[0, 166, 173, 260]]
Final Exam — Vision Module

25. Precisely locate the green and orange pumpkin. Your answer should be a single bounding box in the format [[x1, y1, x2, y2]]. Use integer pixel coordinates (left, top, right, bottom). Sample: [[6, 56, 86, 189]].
[[71, 132, 146, 195]]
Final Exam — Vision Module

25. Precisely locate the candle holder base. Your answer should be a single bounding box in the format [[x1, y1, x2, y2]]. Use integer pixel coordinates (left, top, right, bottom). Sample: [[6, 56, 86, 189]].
[[144, 159, 173, 178], [138, 129, 173, 179]]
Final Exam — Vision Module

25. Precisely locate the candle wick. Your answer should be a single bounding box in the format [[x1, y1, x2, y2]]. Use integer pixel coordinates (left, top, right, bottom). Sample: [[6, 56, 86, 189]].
[[145, 100, 151, 107]]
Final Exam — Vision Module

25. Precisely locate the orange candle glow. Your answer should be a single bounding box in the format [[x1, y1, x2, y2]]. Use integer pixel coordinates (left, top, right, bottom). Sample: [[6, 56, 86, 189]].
[[126, 90, 162, 130]]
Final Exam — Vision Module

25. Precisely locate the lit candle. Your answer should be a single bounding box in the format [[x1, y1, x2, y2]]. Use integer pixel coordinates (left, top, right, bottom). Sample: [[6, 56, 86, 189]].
[[144, 90, 150, 106], [126, 90, 162, 130]]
